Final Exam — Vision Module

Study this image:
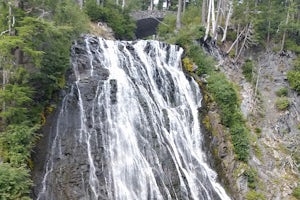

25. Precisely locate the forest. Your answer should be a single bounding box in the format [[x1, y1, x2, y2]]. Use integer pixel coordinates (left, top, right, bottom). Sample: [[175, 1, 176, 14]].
[[0, 0, 299, 199]]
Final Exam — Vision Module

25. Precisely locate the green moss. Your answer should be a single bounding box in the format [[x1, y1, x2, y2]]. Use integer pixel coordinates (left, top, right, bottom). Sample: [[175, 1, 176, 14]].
[[182, 57, 194, 72], [293, 185, 300, 200]]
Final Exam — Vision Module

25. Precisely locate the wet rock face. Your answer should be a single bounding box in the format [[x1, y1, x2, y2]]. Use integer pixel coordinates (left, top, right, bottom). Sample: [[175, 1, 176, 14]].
[[33, 36, 231, 200]]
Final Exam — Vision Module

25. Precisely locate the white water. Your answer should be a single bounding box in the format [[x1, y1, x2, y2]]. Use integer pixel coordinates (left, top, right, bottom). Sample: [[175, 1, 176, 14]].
[[36, 36, 231, 200]]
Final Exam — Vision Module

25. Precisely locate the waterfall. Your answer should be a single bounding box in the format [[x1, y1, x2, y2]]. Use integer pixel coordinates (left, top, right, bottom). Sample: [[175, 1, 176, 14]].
[[35, 35, 231, 200]]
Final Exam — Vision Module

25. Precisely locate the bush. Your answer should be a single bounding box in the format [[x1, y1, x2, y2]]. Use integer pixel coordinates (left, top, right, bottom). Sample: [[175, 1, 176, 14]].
[[0, 124, 40, 167], [157, 14, 176, 38], [188, 45, 214, 75], [242, 59, 254, 82], [84, 2, 136, 40], [0, 163, 32, 200], [275, 87, 288, 97], [207, 73, 239, 126], [207, 73, 250, 161], [230, 123, 250, 161], [287, 71, 300, 93], [293, 185, 300, 199], [244, 168, 258, 189], [182, 57, 194, 72], [245, 190, 266, 200], [275, 97, 289, 110]]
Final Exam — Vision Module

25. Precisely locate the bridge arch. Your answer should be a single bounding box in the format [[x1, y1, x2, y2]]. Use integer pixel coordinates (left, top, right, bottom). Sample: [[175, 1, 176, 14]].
[[130, 10, 174, 38]]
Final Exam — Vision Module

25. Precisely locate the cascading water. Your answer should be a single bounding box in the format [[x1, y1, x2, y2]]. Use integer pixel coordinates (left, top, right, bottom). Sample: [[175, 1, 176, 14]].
[[35, 35, 231, 200]]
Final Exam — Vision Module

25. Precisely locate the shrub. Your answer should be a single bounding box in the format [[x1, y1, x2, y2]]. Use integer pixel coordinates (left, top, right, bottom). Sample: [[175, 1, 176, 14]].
[[293, 56, 300, 71], [275, 97, 289, 110], [245, 190, 266, 200], [157, 14, 176, 38], [293, 185, 300, 200], [287, 71, 300, 93], [0, 124, 40, 167], [230, 123, 250, 161], [84, 2, 136, 40], [275, 87, 288, 97], [242, 59, 254, 82], [0, 163, 32, 200], [207, 73, 250, 161], [244, 168, 258, 189], [182, 57, 194, 72], [188, 45, 214, 75]]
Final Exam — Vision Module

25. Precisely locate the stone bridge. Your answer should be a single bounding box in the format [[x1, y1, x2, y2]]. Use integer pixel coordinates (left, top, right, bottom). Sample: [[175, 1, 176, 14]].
[[130, 10, 175, 38]]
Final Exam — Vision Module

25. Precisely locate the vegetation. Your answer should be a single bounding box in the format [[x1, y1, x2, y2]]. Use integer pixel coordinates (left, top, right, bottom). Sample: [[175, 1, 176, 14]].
[[245, 190, 266, 200], [293, 185, 300, 199], [242, 59, 254, 83], [275, 97, 290, 110], [0, 163, 32, 200], [84, 1, 136, 39], [275, 87, 288, 97], [0, 0, 90, 198], [287, 70, 300, 93], [244, 168, 258, 189]]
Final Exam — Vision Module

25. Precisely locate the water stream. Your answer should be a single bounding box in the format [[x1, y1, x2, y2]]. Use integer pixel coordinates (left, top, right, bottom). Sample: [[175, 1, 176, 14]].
[[36, 35, 231, 200]]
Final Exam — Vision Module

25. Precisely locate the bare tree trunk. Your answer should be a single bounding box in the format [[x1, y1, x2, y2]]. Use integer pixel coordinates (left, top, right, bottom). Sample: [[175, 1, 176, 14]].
[[281, 1, 290, 51], [235, 24, 250, 62], [226, 26, 245, 54], [150, 0, 154, 10], [176, 0, 182, 30], [204, 0, 212, 40], [201, 0, 207, 25], [77, 0, 84, 8], [183, 0, 186, 14], [122, 0, 125, 9], [211, 0, 216, 35], [213, 0, 223, 40], [235, 24, 240, 56], [221, 1, 233, 42]]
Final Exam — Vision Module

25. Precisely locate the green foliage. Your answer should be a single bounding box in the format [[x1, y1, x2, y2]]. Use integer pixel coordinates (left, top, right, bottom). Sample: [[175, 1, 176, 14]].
[[53, 0, 89, 35], [244, 168, 258, 189], [287, 71, 300, 93], [207, 73, 238, 125], [158, 7, 205, 44], [275, 97, 290, 110], [207, 73, 249, 161], [0, 1, 91, 199], [84, 1, 136, 39], [242, 59, 254, 82], [285, 39, 300, 54], [293, 57, 300, 71], [230, 124, 250, 161], [293, 185, 300, 199], [187, 45, 214, 75], [0, 84, 33, 124], [0, 163, 32, 200], [245, 190, 266, 200], [157, 14, 176, 37], [275, 87, 288, 97], [0, 124, 40, 167]]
